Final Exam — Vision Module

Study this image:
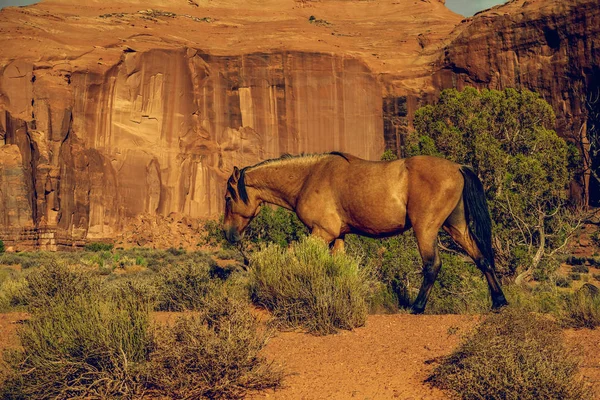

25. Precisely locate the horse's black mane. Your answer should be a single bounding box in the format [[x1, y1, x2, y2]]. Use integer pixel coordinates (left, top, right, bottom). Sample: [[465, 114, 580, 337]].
[[235, 152, 348, 204]]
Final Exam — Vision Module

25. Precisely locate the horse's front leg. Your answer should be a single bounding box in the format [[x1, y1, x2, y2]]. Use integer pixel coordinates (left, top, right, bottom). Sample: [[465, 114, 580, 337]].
[[332, 238, 345, 253], [310, 226, 344, 253]]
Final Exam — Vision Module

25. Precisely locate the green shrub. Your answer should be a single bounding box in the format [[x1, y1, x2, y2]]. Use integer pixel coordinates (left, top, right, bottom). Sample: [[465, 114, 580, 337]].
[[0, 273, 28, 312], [591, 231, 600, 247], [346, 233, 421, 311], [570, 272, 582, 281], [409, 87, 573, 277], [144, 294, 282, 399], [425, 254, 491, 315], [567, 255, 587, 265], [215, 248, 245, 263], [166, 247, 186, 256], [503, 283, 565, 315], [560, 284, 600, 329], [0, 253, 24, 266], [155, 261, 216, 311], [533, 257, 560, 281], [556, 275, 572, 288], [84, 242, 114, 252], [244, 206, 308, 248], [201, 218, 227, 247], [1, 286, 152, 399], [346, 233, 491, 314], [428, 308, 590, 400], [25, 261, 97, 311], [572, 264, 590, 274], [250, 236, 371, 335], [0, 240, 4, 253]]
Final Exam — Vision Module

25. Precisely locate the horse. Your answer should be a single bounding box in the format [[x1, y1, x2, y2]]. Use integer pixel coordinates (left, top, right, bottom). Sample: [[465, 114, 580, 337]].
[[222, 151, 508, 313]]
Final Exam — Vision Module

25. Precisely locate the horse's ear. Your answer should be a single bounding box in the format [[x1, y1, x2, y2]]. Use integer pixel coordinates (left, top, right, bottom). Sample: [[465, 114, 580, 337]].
[[233, 166, 240, 181]]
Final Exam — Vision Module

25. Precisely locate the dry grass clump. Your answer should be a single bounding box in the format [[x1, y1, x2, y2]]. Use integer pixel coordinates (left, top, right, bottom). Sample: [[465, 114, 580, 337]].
[[144, 293, 283, 399], [560, 283, 600, 329], [1, 260, 281, 399], [0, 269, 28, 312], [155, 261, 218, 311], [249, 236, 371, 335], [428, 308, 591, 400], [1, 285, 152, 399], [25, 261, 98, 311]]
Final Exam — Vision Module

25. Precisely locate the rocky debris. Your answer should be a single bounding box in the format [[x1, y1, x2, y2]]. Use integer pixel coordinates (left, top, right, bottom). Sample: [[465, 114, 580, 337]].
[[116, 213, 207, 250]]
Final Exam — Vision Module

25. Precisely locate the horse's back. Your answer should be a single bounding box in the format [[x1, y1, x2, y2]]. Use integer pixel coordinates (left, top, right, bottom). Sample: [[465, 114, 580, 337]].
[[330, 154, 463, 236]]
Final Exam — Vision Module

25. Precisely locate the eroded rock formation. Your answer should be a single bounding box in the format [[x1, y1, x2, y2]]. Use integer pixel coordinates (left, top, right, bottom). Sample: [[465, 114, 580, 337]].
[[0, 0, 598, 249]]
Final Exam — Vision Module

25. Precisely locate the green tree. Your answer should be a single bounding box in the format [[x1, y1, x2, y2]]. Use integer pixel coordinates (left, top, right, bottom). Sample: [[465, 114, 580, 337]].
[[407, 87, 574, 278]]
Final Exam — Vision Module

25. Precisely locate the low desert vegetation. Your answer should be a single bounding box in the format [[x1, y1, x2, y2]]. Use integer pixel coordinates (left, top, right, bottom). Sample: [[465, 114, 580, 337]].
[[144, 294, 283, 399], [560, 283, 600, 329], [428, 308, 591, 400], [0, 255, 281, 399], [250, 236, 372, 334]]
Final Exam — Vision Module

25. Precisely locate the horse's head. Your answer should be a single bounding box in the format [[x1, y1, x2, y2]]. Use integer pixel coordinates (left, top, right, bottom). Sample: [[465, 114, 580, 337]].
[[222, 166, 261, 243]]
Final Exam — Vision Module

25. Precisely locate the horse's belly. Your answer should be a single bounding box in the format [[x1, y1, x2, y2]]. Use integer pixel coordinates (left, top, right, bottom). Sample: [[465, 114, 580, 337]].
[[345, 204, 408, 237]]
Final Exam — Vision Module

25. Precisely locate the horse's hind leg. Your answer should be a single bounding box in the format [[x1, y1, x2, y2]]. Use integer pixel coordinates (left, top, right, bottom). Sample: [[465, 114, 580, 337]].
[[443, 203, 508, 309], [411, 228, 442, 314]]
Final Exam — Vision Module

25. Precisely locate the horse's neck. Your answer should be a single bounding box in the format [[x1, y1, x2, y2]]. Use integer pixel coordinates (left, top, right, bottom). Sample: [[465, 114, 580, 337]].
[[245, 162, 314, 209]]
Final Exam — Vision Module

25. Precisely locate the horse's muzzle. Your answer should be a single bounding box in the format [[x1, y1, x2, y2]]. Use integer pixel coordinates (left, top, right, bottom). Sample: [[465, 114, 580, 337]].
[[223, 227, 242, 243]]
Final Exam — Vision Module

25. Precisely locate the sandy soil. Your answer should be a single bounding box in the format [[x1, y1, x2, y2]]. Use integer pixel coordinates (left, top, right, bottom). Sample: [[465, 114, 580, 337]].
[[254, 314, 480, 400], [1, 311, 599, 399]]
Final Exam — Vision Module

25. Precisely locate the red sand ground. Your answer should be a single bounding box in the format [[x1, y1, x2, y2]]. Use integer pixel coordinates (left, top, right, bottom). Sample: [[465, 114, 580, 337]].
[[2, 311, 599, 399]]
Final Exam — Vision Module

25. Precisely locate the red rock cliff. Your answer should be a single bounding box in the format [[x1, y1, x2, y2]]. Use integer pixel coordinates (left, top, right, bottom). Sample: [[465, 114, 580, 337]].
[[0, 0, 598, 248]]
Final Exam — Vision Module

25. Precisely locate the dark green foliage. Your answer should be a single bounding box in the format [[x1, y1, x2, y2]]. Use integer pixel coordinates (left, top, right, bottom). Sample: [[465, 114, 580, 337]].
[[250, 237, 371, 335], [84, 242, 114, 252], [166, 247, 186, 256], [201, 218, 227, 247], [570, 272, 582, 281], [555, 275, 573, 288], [408, 87, 573, 276], [380, 149, 398, 161], [572, 264, 590, 274], [244, 206, 308, 248], [0, 252, 24, 266], [346, 233, 491, 314], [0, 240, 4, 253], [533, 257, 560, 282], [567, 255, 587, 265], [591, 230, 600, 247], [429, 308, 591, 400], [346, 233, 421, 310], [425, 254, 490, 314]]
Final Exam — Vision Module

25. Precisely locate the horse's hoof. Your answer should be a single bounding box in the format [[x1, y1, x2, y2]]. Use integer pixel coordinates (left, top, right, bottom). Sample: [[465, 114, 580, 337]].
[[410, 306, 425, 315], [491, 299, 509, 312]]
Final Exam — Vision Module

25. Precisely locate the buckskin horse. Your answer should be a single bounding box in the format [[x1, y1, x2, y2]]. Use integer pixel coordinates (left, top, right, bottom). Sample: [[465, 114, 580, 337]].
[[222, 152, 508, 313]]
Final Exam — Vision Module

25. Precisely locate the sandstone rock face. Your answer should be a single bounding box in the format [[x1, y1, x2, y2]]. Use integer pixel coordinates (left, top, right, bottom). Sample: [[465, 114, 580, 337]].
[[433, 0, 600, 204], [0, 0, 598, 248]]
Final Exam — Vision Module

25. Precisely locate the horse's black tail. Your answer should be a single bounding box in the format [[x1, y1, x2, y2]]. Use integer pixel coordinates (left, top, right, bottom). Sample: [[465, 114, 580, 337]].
[[459, 166, 495, 268]]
